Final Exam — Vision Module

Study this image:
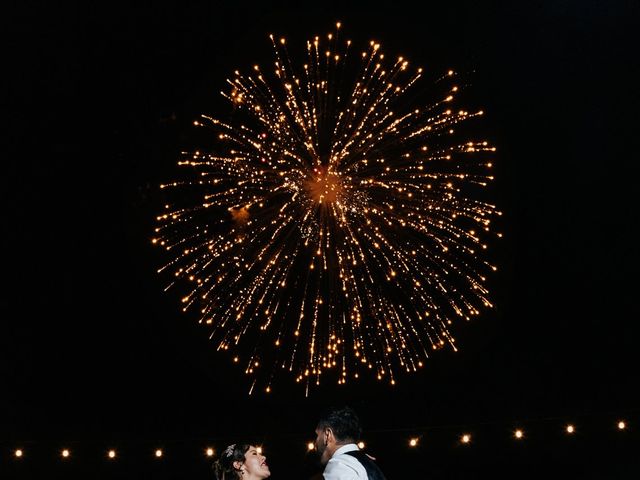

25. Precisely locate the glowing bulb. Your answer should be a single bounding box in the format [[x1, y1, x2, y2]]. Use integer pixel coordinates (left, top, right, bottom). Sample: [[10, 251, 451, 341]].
[[461, 434, 471, 444], [155, 449, 163, 458], [409, 438, 418, 447], [206, 448, 215, 457], [61, 449, 70, 458], [307, 442, 315, 451], [514, 430, 523, 439], [108, 450, 116, 459], [357, 441, 365, 449], [15, 449, 23, 458], [566, 424, 575, 434], [618, 421, 626, 430]]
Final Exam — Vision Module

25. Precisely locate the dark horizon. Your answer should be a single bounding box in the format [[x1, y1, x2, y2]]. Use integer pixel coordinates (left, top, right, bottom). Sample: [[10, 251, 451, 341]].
[[3, 1, 640, 478]]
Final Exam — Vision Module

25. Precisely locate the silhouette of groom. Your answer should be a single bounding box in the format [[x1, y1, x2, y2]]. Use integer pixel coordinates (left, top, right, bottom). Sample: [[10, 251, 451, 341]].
[[313, 406, 386, 480]]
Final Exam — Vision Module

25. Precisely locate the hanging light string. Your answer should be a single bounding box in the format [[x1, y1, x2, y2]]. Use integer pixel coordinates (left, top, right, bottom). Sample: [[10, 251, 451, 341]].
[[6, 414, 634, 460]]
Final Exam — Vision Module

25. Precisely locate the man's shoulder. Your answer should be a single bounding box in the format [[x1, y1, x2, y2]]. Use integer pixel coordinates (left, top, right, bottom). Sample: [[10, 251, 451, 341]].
[[327, 452, 362, 469], [342, 451, 387, 480], [325, 451, 368, 478]]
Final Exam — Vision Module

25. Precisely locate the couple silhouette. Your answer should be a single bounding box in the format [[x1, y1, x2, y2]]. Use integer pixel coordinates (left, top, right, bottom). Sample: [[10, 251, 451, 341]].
[[213, 406, 386, 480]]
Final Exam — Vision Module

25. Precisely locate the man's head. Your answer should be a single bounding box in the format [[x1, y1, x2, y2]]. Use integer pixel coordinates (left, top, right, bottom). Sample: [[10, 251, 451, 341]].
[[314, 406, 362, 465]]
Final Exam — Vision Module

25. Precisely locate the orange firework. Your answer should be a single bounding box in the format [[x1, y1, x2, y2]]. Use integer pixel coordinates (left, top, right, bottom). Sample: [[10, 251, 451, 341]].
[[154, 23, 501, 394]]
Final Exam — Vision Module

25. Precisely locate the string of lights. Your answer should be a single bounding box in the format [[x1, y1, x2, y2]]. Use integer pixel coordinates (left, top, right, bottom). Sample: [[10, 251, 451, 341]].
[[5, 419, 632, 461]]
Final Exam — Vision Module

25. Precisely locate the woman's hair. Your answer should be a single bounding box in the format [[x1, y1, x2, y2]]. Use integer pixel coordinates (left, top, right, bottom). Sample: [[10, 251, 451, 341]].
[[213, 443, 252, 480]]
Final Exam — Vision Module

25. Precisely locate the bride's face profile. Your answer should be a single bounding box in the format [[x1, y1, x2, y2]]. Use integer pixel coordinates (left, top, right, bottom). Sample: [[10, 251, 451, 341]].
[[235, 445, 271, 479]]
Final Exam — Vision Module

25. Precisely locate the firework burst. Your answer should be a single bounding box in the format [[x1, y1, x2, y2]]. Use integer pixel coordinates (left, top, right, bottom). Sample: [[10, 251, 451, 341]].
[[154, 23, 501, 394]]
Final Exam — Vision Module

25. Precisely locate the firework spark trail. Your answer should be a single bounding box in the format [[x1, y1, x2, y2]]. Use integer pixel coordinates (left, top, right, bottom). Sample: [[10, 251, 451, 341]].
[[154, 23, 501, 393]]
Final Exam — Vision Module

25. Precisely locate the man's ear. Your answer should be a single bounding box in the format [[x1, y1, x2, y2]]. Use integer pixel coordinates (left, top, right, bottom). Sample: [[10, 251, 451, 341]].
[[324, 427, 334, 445]]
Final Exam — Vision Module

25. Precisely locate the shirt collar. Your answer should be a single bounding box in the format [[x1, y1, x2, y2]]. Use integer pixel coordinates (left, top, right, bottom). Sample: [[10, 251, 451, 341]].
[[333, 443, 359, 457]]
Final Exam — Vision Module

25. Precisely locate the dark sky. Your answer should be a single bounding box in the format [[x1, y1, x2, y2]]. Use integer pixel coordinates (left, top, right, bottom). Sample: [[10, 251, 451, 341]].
[[3, 1, 640, 478]]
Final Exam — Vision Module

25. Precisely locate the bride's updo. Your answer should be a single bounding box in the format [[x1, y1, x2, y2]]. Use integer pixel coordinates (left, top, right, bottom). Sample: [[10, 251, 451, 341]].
[[213, 444, 252, 480]]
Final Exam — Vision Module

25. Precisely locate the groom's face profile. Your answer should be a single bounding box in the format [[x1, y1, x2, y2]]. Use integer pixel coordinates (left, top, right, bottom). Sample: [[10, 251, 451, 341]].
[[314, 425, 333, 465]]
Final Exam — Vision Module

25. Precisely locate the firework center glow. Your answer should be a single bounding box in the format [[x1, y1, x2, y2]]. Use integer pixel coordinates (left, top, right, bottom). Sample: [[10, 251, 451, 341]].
[[306, 165, 345, 204]]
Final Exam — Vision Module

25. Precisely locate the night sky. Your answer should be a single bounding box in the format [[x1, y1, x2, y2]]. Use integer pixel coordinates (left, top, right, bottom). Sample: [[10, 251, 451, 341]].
[[3, 1, 640, 478]]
